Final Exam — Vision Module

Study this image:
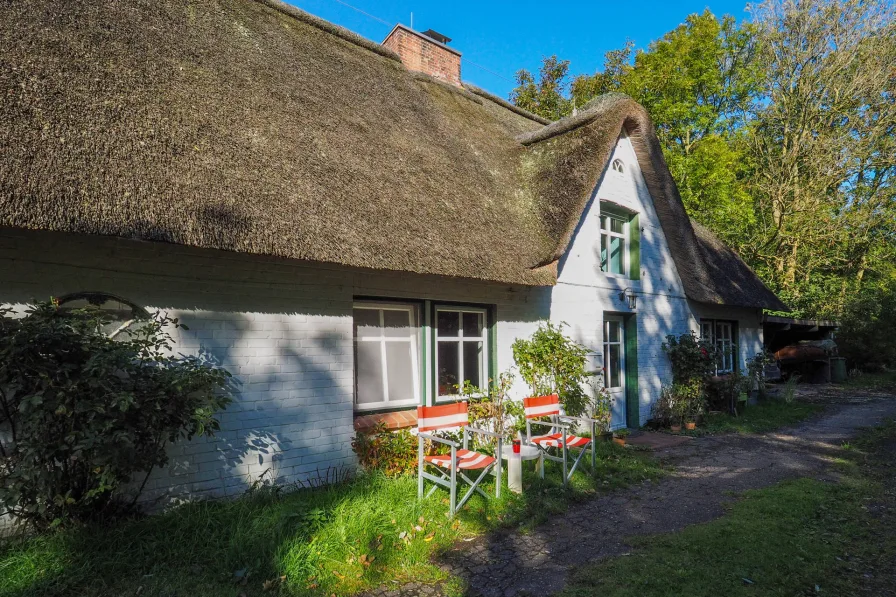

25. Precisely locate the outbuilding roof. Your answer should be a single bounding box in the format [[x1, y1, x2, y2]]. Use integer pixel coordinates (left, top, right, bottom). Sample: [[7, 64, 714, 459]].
[[0, 0, 786, 310]]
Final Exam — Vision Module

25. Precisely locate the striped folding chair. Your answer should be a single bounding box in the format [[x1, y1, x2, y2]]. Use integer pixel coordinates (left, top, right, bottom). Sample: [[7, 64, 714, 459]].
[[523, 394, 600, 486], [417, 402, 504, 517]]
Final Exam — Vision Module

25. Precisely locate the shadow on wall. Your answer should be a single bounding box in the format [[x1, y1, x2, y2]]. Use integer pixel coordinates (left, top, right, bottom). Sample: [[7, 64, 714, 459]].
[[0, 226, 554, 510]]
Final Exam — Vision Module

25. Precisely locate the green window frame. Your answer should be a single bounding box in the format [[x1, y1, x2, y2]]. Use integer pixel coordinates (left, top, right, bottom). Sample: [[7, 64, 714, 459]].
[[352, 297, 496, 411], [599, 203, 640, 280]]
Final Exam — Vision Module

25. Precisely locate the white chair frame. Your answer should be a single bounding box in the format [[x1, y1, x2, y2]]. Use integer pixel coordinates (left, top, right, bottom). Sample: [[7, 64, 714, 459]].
[[526, 414, 600, 487], [417, 425, 505, 517]]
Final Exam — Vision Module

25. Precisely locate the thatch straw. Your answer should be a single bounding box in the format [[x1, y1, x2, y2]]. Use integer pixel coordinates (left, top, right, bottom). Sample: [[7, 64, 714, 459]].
[[0, 0, 786, 309]]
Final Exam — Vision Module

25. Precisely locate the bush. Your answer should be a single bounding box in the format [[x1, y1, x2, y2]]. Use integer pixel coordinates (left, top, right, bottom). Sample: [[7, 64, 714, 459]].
[[512, 322, 592, 416], [653, 381, 704, 426], [0, 300, 232, 529], [662, 332, 716, 385], [351, 424, 417, 476], [838, 285, 896, 372]]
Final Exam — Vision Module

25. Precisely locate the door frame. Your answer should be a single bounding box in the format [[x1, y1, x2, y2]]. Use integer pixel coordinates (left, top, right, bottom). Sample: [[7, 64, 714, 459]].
[[603, 314, 626, 428]]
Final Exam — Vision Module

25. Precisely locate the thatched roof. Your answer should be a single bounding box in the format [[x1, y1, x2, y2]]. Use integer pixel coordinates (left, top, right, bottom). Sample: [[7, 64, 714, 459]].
[[0, 0, 785, 309]]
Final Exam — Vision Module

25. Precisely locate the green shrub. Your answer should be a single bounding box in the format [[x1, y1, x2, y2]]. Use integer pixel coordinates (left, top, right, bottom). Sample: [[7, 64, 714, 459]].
[[838, 285, 896, 372], [351, 425, 417, 476], [0, 300, 232, 530], [512, 322, 592, 416], [662, 332, 716, 385]]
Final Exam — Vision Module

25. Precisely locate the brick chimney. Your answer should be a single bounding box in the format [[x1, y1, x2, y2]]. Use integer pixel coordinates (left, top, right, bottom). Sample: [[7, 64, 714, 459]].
[[382, 25, 461, 87]]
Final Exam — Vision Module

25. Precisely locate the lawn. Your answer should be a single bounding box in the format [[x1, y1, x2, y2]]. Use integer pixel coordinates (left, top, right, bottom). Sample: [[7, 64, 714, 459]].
[[680, 398, 824, 436], [844, 370, 896, 392], [0, 441, 664, 597], [559, 420, 896, 597]]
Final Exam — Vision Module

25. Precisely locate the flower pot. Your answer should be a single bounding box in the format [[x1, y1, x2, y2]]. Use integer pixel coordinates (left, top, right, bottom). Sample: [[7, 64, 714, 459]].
[[601, 431, 613, 442], [670, 424, 682, 433], [685, 421, 697, 430], [612, 437, 626, 447]]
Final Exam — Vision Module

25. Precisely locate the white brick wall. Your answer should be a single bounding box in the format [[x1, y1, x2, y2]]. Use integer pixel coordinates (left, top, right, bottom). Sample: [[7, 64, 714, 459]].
[[0, 227, 550, 509], [0, 133, 765, 510], [551, 134, 699, 426]]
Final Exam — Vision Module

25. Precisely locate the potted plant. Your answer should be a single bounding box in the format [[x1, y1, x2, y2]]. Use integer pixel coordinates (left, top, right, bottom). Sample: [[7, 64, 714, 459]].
[[612, 428, 629, 446], [592, 384, 614, 441]]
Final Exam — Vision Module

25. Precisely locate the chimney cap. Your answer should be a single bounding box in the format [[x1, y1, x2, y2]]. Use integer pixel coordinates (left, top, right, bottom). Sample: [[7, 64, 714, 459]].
[[421, 29, 451, 44]]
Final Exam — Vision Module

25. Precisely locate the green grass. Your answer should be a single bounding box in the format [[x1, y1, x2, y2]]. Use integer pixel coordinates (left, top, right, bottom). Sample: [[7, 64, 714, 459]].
[[559, 420, 896, 597], [0, 441, 664, 597], [844, 370, 896, 391], [680, 399, 824, 436]]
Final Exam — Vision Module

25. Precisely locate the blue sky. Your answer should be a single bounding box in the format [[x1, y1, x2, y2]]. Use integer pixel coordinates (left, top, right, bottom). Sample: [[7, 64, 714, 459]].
[[288, 0, 752, 99]]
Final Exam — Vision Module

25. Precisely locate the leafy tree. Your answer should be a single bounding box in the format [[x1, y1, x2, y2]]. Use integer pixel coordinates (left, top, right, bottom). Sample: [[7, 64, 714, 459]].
[[0, 300, 232, 529], [510, 55, 571, 121], [747, 0, 896, 316]]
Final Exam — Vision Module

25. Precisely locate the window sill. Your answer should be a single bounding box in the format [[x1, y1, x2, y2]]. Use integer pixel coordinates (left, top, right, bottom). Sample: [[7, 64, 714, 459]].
[[354, 409, 418, 433]]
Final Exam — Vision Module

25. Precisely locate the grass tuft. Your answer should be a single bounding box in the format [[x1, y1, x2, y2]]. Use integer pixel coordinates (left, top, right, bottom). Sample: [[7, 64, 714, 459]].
[[680, 399, 823, 437]]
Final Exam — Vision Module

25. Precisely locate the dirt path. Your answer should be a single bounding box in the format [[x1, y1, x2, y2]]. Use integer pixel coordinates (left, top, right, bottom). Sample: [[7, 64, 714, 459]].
[[364, 395, 896, 597]]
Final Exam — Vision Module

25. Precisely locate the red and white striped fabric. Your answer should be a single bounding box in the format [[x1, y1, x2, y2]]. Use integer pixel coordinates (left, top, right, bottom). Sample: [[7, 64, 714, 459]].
[[417, 402, 469, 432], [523, 394, 561, 419], [531, 433, 591, 449], [425, 449, 496, 470]]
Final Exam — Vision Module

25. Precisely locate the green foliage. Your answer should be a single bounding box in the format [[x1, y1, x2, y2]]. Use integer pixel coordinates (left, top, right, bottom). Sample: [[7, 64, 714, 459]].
[[512, 322, 592, 417], [837, 283, 896, 371], [653, 381, 704, 426], [781, 374, 800, 404], [0, 300, 232, 530], [705, 370, 751, 413], [661, 332, 715, 385], [456, 372, 525, 443], [351, 425, 417, 477], [745, 351, 776, 398], [509, 55, 571, 120], [683, 400, 823, 436]]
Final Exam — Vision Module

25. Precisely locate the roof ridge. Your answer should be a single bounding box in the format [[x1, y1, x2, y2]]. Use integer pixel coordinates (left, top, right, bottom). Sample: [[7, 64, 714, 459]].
[[517, 92, 634, 145], [254, 0, 401, 63], [464, 84, 552, 126]]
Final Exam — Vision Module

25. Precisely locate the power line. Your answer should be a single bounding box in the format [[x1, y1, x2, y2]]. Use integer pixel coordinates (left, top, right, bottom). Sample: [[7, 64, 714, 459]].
[[329, 0, 391, 27], [322, 0, 515, 84]]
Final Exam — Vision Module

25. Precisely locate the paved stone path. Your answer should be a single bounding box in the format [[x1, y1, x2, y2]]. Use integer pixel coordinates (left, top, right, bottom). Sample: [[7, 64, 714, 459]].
[[362, 393, 896, 597]]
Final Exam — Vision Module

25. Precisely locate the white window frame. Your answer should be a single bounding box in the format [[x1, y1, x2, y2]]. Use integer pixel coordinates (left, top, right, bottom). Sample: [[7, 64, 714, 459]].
[[600, 211, 630, 278], [603, 317, 625, 390], [611, 158, 625, 174], [352, 302, 421, 412], [700, 319, 736, 375], [434, 306, 489, 402]]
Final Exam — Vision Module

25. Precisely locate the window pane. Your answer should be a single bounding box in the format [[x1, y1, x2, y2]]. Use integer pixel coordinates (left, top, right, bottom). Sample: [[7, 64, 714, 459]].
[[610, 217, 624, 234], [383, 308, 412, 338], [353, 308, 381, 339], [437, 310, 459, 337], [607, 320, 620, 343], [385, 342, 415, 403], [608, 344, 621, 388], [609, 235, 623, 274], [463, 341, 483, 389], [437, 340, 459, 395], [600, 216, 608, 231], [463, 312, 483, 337], [600, 234, 608, 272], [355, 342, 384, 405]]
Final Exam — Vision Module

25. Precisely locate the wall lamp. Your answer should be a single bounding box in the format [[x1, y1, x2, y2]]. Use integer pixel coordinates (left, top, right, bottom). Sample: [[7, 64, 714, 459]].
[[619, 287, 637, 310]]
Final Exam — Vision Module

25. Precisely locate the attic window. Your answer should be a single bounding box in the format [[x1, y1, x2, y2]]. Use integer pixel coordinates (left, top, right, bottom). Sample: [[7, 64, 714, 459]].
[[611, 158, 625, 174]]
